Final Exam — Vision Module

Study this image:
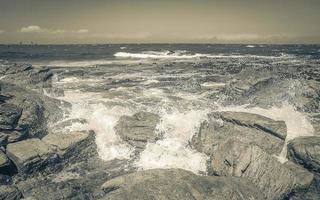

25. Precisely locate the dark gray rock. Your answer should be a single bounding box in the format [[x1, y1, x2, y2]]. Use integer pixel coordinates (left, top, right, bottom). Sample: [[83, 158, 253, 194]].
[[210, 139, 314, 200], [287, 136, 320, 173], [0, 63, 53, 91], [0, 103, 22, 130], [115, 112, 160, 149], [101, 169, 264, 200], [6, 138, 56, 174], [0, 83, 63, 139], [42, 131, 95, 159], [0, 185, 23, 200], [192, 111, 286, 155]]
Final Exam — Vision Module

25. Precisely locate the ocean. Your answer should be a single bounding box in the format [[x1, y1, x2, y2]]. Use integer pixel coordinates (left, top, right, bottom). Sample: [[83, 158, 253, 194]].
[[1, 44, 319, 174]]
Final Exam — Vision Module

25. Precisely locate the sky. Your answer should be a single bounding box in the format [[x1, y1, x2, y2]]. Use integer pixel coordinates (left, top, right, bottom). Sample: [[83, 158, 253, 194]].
[[0, 0, 319, 44]]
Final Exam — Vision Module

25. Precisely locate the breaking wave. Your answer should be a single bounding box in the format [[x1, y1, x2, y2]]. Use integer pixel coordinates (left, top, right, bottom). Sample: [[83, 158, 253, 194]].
[[114, 50, 294, 59]]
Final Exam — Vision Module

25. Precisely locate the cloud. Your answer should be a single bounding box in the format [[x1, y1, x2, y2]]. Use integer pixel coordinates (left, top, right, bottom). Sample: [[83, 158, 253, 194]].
[[0, 30, 4, 34], [20, 25, 90, 35], [74, 29, 89, 34], [20, 25, 44, 33]]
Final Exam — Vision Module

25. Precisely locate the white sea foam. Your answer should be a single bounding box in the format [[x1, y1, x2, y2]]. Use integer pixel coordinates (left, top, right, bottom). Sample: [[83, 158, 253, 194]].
[[136, 139, 208, 174], [135, 110, 209, 174], [114, 50, 294, 60], [246, 45, 256, 48], [57, 90, 134, 161]]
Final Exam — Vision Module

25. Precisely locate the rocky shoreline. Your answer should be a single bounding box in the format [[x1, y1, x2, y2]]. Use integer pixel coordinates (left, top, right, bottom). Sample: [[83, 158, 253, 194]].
[[0, 62, 319, 200]]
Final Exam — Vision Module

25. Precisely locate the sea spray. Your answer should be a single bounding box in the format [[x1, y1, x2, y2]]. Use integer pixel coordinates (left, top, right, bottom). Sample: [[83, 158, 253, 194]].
[[135, 110, 209, 174]]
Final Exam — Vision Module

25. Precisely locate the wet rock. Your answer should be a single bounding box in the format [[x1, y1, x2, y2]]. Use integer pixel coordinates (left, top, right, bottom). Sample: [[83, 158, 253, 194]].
[[192, 111, 286, 155], [210, 139, 314, 200], [0, 103, 22, 130], [101, 169, 264, 200], [287, 136, 320, 173], [0, 150, 10, 171], [42, 131, 94, 159], [115, 112, 160, 149], [0, 185, 23, 200], [0, 130, 28, 145], [6, 138, 56, 174], [1, 83, 63, 138], [0, 63, 53, 90]]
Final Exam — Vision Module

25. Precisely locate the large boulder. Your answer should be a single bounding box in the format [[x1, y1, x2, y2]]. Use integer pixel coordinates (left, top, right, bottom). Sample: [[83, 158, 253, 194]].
[[287, 136, 320, 173], [42, 131, 95, 159], [101, 169, 264, 200], [115, 112, 160, 149], [6, 138, 56, 174], [210, 139, 315, 200], [0, 185, 23, 200], [192, 111, 286, 155], [0, 103, 22, 130], [0, 83, 63, 139], [0, 63, 53, 91]]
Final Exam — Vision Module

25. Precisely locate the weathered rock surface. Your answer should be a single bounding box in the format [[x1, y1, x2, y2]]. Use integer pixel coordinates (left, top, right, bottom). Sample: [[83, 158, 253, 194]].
[[192, 111, 286, 155], [115, 112, 160, 149], [0, 185, 23, 200], [0, 83, 63, 141], [6, 138, 56, 174], [101, 169, 264, 200], [42, 131, 94, 159], [210, 139, 315, 200], [0, 63, 53, 91], [287, 136, 320, 173]]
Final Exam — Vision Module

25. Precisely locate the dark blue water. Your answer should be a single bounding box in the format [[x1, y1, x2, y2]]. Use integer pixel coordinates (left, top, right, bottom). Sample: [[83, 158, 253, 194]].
[[0, 44, 319, 62]]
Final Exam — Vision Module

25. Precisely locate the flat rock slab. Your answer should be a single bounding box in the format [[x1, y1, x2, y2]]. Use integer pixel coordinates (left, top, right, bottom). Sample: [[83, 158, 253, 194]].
[[216, 111, 287, 140], [287, 136, 320, 173], [101, 169, 264, 200], [192, 111, 286, 155], [210, 139, 314, 200], [0, 185, 23, 200], [115, 112, 160, 149], [6, 138, 56, 173], [42, 131, 94, 158]]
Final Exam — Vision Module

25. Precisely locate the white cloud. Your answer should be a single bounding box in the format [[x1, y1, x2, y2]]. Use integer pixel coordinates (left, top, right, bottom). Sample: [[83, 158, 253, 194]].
[[20, 25, 44, 33], [74, 29, 89, 34]]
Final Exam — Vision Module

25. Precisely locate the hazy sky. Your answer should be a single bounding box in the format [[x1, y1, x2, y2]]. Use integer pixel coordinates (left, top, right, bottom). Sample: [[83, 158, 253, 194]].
[[0, 0, 319, 44]]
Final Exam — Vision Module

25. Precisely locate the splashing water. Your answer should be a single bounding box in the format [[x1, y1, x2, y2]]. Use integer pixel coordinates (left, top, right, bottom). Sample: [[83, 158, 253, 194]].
[[135, 110, 209, 174]]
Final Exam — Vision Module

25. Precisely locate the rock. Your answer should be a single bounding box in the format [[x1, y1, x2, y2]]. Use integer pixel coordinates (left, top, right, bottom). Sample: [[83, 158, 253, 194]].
[[0, 150, 12, 174], [0, 185, 23, 200], [287, 136, 320, 173], [6, 138, 56, 174], [192, 111, 285, 155], [0, 103, 22, 130], [210, 139, 314, 200], [42, 131, 94, 159], [101, 169, 264, 200], [115, 112, 160, 149], [0, 174, 12, 185], [215, 111, 287, 139], [0, 63, 53, 90], [0, 83, 63, 138]]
